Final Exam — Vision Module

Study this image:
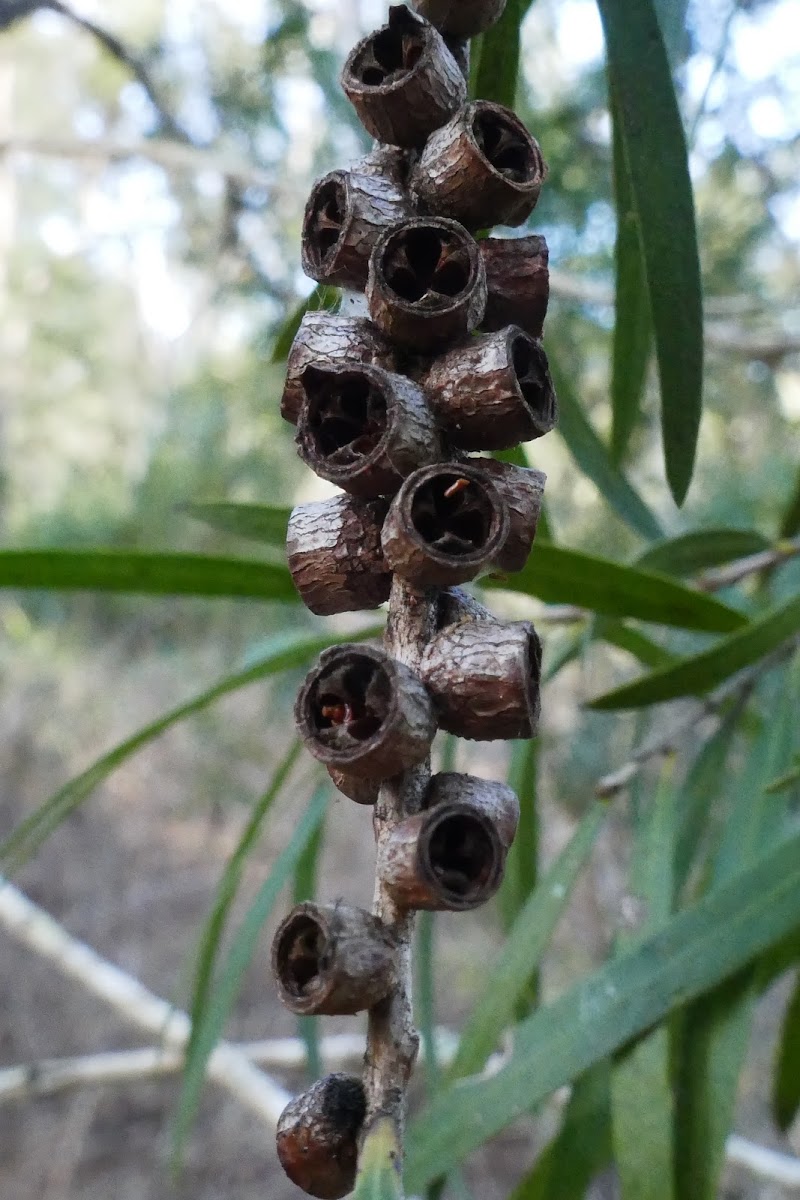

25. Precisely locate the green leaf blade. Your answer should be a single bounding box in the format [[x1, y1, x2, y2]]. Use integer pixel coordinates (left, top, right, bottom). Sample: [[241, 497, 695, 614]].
[[636, 529, 770, 577], [473, 0, 536, 107], [183, 503, 291, 548], [773, 972, 800, 1130]]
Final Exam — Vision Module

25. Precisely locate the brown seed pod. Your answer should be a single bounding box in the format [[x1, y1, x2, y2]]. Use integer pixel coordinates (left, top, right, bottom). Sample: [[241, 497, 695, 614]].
[[480, 458, 547, 573], [479, 234, 550, 340], [413, 0, 507, 37], [367, 217, 486, 351], [287, 494, 391, 615], [301, 168, 413, 291], [381, 462, 509, 589], [411, 101, 545, 231], [424, 771, 520, 849], [377, 802, 504, 911], [341, 5, 466, 148], [295, 643, 436, 779], [422, 326, 557, 451], [281, 312, 396, 426], [421, 618, 542, 740], [272, 902, 397, 1016], [436, 586, 498, 629], [276, 1073, 366, 1199], [296, 363, 440, 499], [327, 766, 380, 807]]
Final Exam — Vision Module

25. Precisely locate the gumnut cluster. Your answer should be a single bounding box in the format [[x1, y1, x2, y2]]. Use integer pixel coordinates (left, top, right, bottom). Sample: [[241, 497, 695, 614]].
[[271, 3, 557, 1196]]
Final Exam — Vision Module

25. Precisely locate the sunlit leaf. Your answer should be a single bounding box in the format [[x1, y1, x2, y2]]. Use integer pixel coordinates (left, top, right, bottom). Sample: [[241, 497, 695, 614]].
[[352, 1119, 403, 1200]]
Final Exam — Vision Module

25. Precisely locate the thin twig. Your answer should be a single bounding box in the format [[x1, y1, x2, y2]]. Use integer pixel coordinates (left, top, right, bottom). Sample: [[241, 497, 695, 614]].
[[0, 877, 291, 1126]]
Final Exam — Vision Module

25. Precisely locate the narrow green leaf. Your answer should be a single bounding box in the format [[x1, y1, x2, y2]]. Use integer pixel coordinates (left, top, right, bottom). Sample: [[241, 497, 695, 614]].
[[511, 1065, 611, 1200], [406, 828, 800, 1189], [548, 349, 663, 541], [448, 804, 606, 1082], [596, 0, 703, 504], [610, 92, 651, 464], [780, 467, 800, 538], [773, 971, 800, 1130], [595, 618, 677, 669], [183, 502, 291, 548], [0, 627, 381, 870], [186, 743, 303, 1081], [352, 1119, 403, 1200], [271, 284, 339, 364], [636, 528, 769, 577], [173, 787, 328, 1163], [473, 0, 536, 107], [590, 594, 800, 710], [766, 758, 800, 796], [498, 742, 540, 1017], [0, 549, 297, 602], [485, 544, 747, 634]]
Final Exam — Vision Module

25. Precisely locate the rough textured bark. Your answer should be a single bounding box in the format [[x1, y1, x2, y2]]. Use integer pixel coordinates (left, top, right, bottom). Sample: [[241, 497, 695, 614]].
[[436, 585, 499, 628], [413, 0, 507, 37], [479, 233, 551, 340], [272, 903, 397, 1016], [422, 326, 556, 450], [286, 494, 391, 615], [281, 313, 396, 426], [276, 1074, 366, 1200], [411, 101, 545, 231], [301, 168, 413, 290], [421, 618, 542, 739], [367, 216, 487, 350], [296, 362, 440, 498], [480, 457, 548, 572], [381, 462, 509, 587], [424, 771, 520, 849], [342, 5, 466, 148], [294, 642, 436, 778]]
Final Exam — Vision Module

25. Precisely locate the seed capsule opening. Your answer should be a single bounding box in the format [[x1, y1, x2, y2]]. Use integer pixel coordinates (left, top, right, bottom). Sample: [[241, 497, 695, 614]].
[[511, 333, 555, 426], [419, 804, 503, 908], [304, 368, 386, 468], [384, 225, 471, 304], [305, 176, 348, 272], [311, 655, 392, 750], [276, 912, 329, 1001], [351, 13, 425, 87], [411, 471, 494, 558], [472, 106, 537, 183]]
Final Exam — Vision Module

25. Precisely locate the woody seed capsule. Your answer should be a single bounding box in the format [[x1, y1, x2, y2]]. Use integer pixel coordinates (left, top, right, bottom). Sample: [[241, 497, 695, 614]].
[[411, 101, 546, 232], [424, 771, 520, 850], [281, 312, 395, 427], [276, 1073, 366, 1199], [480, 457, 547, 573], [421, 618, 542, 740], [367, 217, 486, 351], [301, 168, 412, 291], [327, 766, 380, 806], [422, 326, 557, 451], [272, 902, 397, 1016], [413, 0, 507, 37], [381, 462, 509, 589], [295, 643, 436, 779], [296, 362, 439, 498], [342, 5, 466, 148], [480, 234, 551, 340], [287, 494, 391, 616]]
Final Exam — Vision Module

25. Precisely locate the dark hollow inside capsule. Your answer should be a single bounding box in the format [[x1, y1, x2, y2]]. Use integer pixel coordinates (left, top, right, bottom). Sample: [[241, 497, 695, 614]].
[[422, 807, 501, 905], [411, 471, 494, 558], [275, 912, 329, 1001], [512, 333, 554, 423], [351, 18, 424, 87], [305, 177, 347, 272], [384, 226, 470, 304], [304, 369, 387, 468], [472, 107, 537, 183], [310, 655, 392, 750]]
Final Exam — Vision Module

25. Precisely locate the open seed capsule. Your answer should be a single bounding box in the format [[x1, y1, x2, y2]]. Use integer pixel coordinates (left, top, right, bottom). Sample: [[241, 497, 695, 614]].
[[479, 458, 547, 573], [381, 462, 509, 588], [276, 1074, 366, 1199], [411, 101, 545, 231], [424, 771, 520, 849], [367, 217, 486, 351], [413, 0, 507, 37], [281, 312, 395, 427], [287, 494, 391, 615], [421, 619, 542, 739], [479, 234, 550, 340], [272, 902, 396, 1016], [296, 363, 439, 498], [327, 766, 381, 806], [342, 5, 466, 148], [295, 643, 435, 779]]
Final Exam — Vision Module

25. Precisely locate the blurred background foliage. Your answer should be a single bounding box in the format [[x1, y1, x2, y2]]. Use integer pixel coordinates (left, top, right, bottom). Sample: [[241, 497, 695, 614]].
[[0, 1, 799, 1198]]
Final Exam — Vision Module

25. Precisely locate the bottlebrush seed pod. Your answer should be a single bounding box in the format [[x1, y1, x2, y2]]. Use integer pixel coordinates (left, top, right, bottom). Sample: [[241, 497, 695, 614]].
[[424, 771, 520, 850], [421, 619, 542, 740], [422, 326, 557, 451], [480, 458, 547, 573], [377, 802, 504, 911], [436, 586, 498, 629], [342, 4, 466, 148], [295, 643, 436, 779], [480, 234, 550, 340], [367, 217, 486, 351], [281, 312, 396, 426], [381, 462, 509, 588], [301, 168, 413, 290], [272, 902, 397, 1016], [276, 1073, 366, 1200], [296, 362, 440, 499], [327, 766, 380, 806], [413, 0, 507, 37], [287, 494, 391, 615], [411, 101, 545, 231]]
